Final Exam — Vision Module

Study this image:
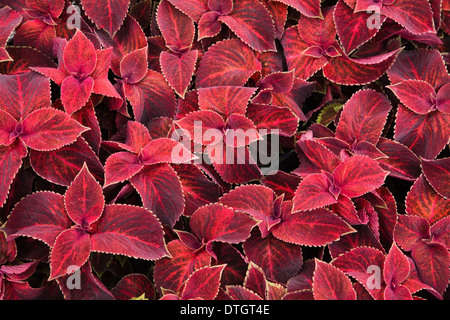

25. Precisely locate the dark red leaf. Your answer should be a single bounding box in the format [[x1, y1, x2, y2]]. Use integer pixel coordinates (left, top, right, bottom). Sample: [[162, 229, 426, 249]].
[[0, 6, 22, 62], [111, 274, 154, 300], [394, 214, 431, 252], [181, 265, 225, 300], [272, 0, 322, 18], [81, 0, 130, 36], [313, 259, 356, 300], [160, 50, 198, 98], [421, 158, 450, 199]]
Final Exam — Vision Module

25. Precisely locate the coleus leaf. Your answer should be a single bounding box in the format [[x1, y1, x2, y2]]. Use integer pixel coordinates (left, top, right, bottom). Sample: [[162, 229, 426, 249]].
[[293, 155, 388, 211], [111, 274, 154, 300], [272, 0, 322, 18], [81, 0, 130, 36], [154, 239, 211, 293], [181, 265, 226, 300], [394, 214, 431, 252], [388, 80, 437, 114], [196, 39, 262, 88], [394, 104, 450, 160], [246, 104, 299, 137], [0, 6, 22, 62], [405, 175, 450, 225], [421, 158, 450, 199], [166, 0, 208, 23], [157, 0, 195, 53], [218, 0, 277, 52], [160, 50, 198, 98], [189, 203, 257, 259], [384, 243, 411, 300], [312, 259, 357, 300], [335, 89, 392, 146]]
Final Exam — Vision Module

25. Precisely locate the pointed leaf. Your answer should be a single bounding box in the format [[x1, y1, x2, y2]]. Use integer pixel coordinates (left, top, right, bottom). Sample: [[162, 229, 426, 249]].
[[21, 108, 88, 151], [394, 214, 431, 252], [335, 90, 392, 145], [292, 173, 338, 212], [61, 75, 95, 115], [49, 228, 91, 280], [406, 175, 450, 225], [140, 138, 196, 165], [246, 104, 299, 137], [0, 6, 22, 62], [160, 50, 198, 98], [333, 155, 388, 198], [196, 39, 262, 88], [166, 0, 208, 22], [104, 152, 143, 187], [313, 260, 357, 300], [81, 0, 130, 36], [421, 158, 450, 199], [388, 80, 435, 114], [65, 165, 104, 227], [120, 47, 148, 84], [182, 265, 225, 300], [271, 207, 355, 246], [112, 274, 154, 300], [219, 0, 276, 52], [129, 164, 184, 227], [272, 0, 321, 18], [175, 110, 225, 145], [157, 0, 195, 52], [384, 243, 410, 287]]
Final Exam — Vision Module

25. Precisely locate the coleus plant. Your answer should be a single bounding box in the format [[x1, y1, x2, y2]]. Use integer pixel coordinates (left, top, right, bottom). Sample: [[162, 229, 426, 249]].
[[0, 0, 449, 301]]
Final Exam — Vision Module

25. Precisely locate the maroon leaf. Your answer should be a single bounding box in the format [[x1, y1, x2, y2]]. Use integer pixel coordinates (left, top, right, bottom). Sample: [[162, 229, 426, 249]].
[[154, 239, 211, 293], [421, 158, 450, 199], [272, 0, 322, 18], [388, 80, 436, 114], [384, 243, 410, 289], [198, 86, 257, 118], [181, 265, 225, 300], [0, 6, 22, 62], [271, 207, 355, 246], [292, 173, 338, 211], [243, 232, 303, 284], [129, 164, 184, 227], [49, 228, 91, 280], [111, 274, 154, 300], [313, 259, 356, 300], [64, 164, 104, 227], [196, 39, 262, 88], [166, 0, 208, 22], [63, 30, 96, 76], [246, 104, 299, 137], [157, 0, 195, 53], [190, 203, 257, 256], [160, 50, 198, 98], [331, 246, 385, 300], [104, 152, 143, 187], [0, 141, 27, 208], [120, 47, 148, 84], [218, 0, 276, 52], [0, 72, 51, 120], [29, 137, 104, 187], [3, 192, 72, 246], [90, 204, 169, 260], [394, 214, 431, 252], [20, 108, 88, 151], [81, 0, 130, 36], [335, 90, 392, 145], [405, 175, 450, 225]]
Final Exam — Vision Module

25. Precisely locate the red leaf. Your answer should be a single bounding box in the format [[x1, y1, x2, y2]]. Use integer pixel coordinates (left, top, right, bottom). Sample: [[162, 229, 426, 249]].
[[384, 243, 410, 287], [331, 246, 385, 300], [190, 203, 257, 250], [0, 72, 51, 120], [335, 90, 392, 145], [334, 0, 384, 54], [243, 232, 303, 284], [172, 164, 221, 217], [297, 6, 336, 48], [29, 137, 104, 187], [157, 0, 195, 53], [166, 0, 208, 22], [112, 274, 154, 300], [104, 152, 143, 187], [261, 171, 301, 201], [406, 175, 450, 225], [242, 261, 267, 298], [65, 164, 104, 227], [62, 30, 97, 76], [14, 20, 56, 57], [387, 49, 448, 89], [160, 50, 198, 98], [394, 214, 431, 252], [272, 0, 322, 18], [3, 192, 72, 246], [333, 155, 388, 198], [198, 11, 222, 40], [49, 228, 91, 280], [381, 0, 435, 35], [91, 204, 168, 260], [219, 0, 276, 52], [26, 0, 65, 19], [376, 138, 421, 181], [313, 259, 356, 300], [0, 6, 22, 62], [175, 110, 225, 145], [219, 185, 276, 237], [292, 173, 338, 212], [395, 105, 450, 160], [154, 239, 211, 293], [196, 39, 262, 88], [430, 216, 450, 250], [181, 265, 225, 300], [271, 207, 355, 246], [225, 285, 264, 300], [129, 164, 184, 227], [198, 86, 257, 118], [61, 76, 95, 115], [296, 132, 341, 173], [411, 241, 450, 296], [120, 47, 148, 84], [81, 0, 130, 36], [388, 80, 436, 114], [421, 158, 450, 199], [436, 84, 450, 113], [124, 70, 177, 122], [0, 46, 57, 75], [21, 108, 88, 151], [246, 104, 299, 137]]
